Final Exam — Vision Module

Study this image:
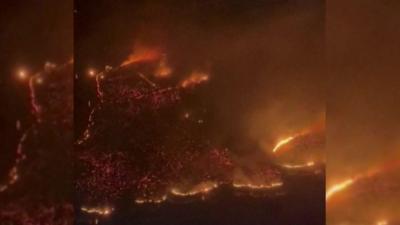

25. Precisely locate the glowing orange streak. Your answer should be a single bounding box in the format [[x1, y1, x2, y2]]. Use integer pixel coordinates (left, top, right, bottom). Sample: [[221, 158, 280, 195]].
[[282, 161, 315, 169], [81, 206, 113, 216], [233, 181, 283, 190], [326, 159, 400, 202], [272, 136, 296, 153], [155, 56, 172, 78], [180, 72, 209, 88], [135, 195, 167, 204], [170, 183, 219, 197], [120, 47, 161, 67], [326, 178, 355, 201], [272, 116, 325, 154]]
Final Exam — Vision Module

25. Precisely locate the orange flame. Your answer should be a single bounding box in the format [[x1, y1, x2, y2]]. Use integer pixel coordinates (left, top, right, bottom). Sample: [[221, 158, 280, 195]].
[[232, 181, 283, 190], [180, 71, 209, 88], [135, 195, 167, 204], [81, 206, 113, 216], [326, 178, 355, 201], [326, 159, 400, 203], [272, 136, 296, 153], [170, 182, 219, 197], [154, 55, 172, 78], [281, 161, 315, 169], [121, 45, 161, 67], [272, 116, 325, 154]]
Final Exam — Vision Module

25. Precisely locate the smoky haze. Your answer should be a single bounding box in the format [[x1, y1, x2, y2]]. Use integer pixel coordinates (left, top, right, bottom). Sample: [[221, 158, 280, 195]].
[[76, 0, 325, 160], [327, 0, 400, 184], [327, 0, 400, 223]]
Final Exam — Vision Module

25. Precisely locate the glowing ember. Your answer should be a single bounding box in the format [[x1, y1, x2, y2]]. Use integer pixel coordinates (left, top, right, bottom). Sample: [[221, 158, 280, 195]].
[[135, 195, 167, 204], [180, 71, 209, 88], [17, 69, 28, 80], [272, 136, 295, 153], [271, 118, 325, 155], [233, 181, 283, 190], [88, 68, 96, 77], [155, 55, 172, 78], [281, 161, 315, 169], [326, 160, 400, 203], [326, 178, 354, 201], [121, 45, 161, 67], [81, 206, 113, 216], [0, 167, 18, 192], [170, 182, 219, 197]]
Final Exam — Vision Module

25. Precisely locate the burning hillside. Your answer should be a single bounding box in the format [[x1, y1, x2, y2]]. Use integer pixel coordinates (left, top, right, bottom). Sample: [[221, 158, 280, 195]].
[[75, 44, 325, 223]]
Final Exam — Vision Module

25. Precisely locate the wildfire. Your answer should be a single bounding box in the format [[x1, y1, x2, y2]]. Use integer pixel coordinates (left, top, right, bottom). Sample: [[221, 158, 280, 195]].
[[170, 182, 219, 197], [135, 195, 167, 204], [81, 206, 113, 216], [232, 181, 283, 190], [271, 116, 325, 154], [154, 55, 172, 78], [281, 161, 315, 169], [326, 160, 400, 202], [121, 45, 161, 67], [326, 178, 354, 201], [180, 71, 209, 88], [272, 136, 295, 153]]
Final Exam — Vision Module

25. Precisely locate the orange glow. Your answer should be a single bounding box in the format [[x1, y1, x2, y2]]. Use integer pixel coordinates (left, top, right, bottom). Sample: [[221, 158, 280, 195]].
[[81, 206, 113, 216], [170, 182, 219, 197], [135, 195, 167, 204], [281, 161, 315, 169], [121, 45, 161, 67], [271, 116, 325, 154], [232, 181, 283, 190], [326, 178, 354, 201], [272, 136, 295, 153], [155, 56, 172, 78], [327, 160, 400, 203], [17, 69, 28, 80], [180, 71, 209, 88]]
